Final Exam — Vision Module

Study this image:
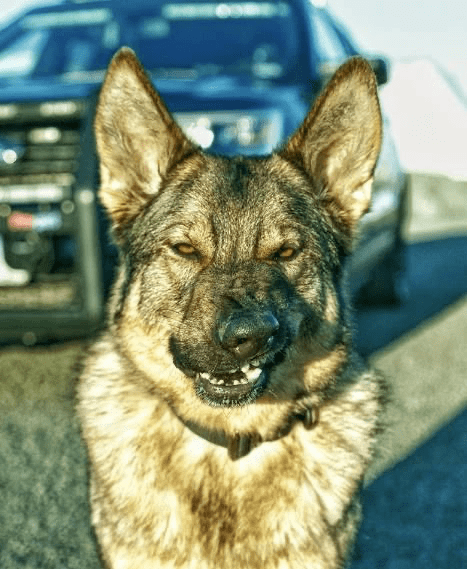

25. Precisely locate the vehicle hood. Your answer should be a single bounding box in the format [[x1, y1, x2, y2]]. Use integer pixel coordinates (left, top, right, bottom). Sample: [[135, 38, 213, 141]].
[[0, 77, 99, 103], [0, 74, 303, 113]]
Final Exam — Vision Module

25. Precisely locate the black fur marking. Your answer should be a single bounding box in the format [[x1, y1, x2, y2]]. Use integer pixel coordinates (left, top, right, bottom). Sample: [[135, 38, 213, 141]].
[[228, 158, 251, 198], [112, 253, 133, 323]]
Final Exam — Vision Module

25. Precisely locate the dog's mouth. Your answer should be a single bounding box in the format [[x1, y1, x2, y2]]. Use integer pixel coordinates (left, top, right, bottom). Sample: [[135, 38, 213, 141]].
[[170, 333, 289, 407], [194, 353, 284, 407], [197, 363, 264, 402]]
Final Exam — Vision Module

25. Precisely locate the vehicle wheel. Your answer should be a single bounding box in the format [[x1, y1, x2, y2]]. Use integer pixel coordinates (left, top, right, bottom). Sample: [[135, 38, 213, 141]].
[[355, 176, 410, 306]]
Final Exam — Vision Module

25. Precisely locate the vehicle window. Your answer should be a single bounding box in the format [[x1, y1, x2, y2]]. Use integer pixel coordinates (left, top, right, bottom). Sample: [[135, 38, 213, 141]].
[[130, 1, 301, 80], [0, 2, 301, 81], [0, 8, 115, 80], [0, 30, 47, 78], [311, 10, 348, 61]]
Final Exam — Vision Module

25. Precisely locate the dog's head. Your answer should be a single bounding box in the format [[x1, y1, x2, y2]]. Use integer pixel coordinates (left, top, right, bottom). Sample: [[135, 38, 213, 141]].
[[95, 49, 381, 414]]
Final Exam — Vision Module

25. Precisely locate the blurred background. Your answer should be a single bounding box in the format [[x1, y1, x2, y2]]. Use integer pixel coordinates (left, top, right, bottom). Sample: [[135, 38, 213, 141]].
[[0, 1, 465, 568]]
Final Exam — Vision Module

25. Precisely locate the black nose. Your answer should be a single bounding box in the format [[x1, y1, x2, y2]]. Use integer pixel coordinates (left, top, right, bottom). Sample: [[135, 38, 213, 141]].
[[219, 311, 280, 360]]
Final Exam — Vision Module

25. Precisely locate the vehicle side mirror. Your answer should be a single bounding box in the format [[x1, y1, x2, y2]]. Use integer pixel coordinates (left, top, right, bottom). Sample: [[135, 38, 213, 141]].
[[369, 57, 389, 86], [318, 57, 390, 90]]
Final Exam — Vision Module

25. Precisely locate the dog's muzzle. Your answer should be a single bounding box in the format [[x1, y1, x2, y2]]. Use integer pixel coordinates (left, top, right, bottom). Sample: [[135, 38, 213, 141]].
[[170, 309, 289, 406]]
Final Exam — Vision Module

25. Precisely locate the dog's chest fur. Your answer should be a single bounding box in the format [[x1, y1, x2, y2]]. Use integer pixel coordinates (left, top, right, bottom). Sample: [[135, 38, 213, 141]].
[[79, 336, 382, 569]]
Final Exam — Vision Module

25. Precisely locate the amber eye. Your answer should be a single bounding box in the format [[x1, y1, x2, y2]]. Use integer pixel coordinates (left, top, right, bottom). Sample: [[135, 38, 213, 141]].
[[173, 243, 197, 257], [276, 245, 297, 260]]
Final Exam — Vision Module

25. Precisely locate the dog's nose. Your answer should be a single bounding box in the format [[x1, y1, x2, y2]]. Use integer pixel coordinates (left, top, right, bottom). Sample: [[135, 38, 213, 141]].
[[219, 311, 279, 360]]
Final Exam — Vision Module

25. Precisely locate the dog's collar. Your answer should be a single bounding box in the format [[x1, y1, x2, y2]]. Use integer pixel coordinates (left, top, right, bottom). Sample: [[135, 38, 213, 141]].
[[176, 406, 318, 460]]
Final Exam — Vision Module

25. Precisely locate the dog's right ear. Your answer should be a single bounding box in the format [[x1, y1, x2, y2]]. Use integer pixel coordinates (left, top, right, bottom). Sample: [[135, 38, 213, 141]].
[[95, 48, 195, 234]]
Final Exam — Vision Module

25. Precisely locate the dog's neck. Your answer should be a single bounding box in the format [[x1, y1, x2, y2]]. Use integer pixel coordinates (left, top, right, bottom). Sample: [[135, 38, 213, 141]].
[[174, 406, 318, 460]]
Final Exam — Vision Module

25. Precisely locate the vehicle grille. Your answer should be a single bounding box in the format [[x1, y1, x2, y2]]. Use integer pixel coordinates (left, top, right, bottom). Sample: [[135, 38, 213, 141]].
[[0, 99, 103, 343], [0, 100, 84, 187]]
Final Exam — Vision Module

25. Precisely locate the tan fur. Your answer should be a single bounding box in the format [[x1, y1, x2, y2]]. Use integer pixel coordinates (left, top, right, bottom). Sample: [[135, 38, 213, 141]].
[[77, 48, 386, 568]]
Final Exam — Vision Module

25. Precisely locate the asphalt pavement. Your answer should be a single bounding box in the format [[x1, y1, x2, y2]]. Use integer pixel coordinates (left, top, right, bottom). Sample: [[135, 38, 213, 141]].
[[359, 174, 467, 477], [352, 173, 467, 568]]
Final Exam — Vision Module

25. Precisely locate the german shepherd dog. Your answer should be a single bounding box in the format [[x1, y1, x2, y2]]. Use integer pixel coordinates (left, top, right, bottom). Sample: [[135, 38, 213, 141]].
[[77, 48, 386, 569]]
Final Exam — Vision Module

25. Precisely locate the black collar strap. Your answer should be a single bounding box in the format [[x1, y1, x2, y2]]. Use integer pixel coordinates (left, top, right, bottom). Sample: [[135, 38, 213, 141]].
[[179, 406, 317, 460]]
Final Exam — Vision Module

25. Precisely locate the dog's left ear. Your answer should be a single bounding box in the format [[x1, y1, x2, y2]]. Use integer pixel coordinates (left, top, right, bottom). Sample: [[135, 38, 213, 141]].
[[280, 57, 382, 244]]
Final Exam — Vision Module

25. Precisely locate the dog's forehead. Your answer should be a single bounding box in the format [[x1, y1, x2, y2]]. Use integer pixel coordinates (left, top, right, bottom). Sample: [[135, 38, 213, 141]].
[[149, 153, 320, 252], [175, 154, 307, 218]]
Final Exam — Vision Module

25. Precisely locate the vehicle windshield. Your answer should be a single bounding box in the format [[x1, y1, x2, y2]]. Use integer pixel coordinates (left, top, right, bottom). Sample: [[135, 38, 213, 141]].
[[131, 2, 301, 80], [0, 2, 301, 81], [0, 7, 115, 80]]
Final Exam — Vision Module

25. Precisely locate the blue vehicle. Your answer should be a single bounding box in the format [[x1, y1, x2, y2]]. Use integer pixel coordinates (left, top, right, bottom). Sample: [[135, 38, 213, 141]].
[[0, 0, 407, 343]]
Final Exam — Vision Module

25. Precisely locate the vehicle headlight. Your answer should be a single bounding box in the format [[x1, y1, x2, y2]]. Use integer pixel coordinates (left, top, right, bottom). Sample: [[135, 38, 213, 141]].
[[39, 100, 83, 117], [174, 110, 284, 155]]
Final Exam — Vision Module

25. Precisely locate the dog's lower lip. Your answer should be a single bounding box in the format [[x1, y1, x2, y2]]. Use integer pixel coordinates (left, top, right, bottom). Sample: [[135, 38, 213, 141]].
[[195, 366, 268, 406]]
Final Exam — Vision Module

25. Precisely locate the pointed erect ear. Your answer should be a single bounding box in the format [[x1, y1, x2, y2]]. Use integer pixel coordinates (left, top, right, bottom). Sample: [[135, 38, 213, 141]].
[[95, 47, 195, 234], [280, 57, 382, 244]]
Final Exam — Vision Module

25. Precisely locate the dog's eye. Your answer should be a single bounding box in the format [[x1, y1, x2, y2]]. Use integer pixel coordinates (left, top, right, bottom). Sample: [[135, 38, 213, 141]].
[[275, 245, 297, 260], [173, 243, 198, 257]]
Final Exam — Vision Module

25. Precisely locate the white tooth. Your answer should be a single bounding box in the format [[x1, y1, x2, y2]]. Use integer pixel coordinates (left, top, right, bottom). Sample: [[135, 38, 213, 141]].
[[200, 372, 211, 380], [229, 369, 239, 373], [218, 379, 224, 385], [240, 377, 248, 385], [241, 365, 250, 374], [233, 380, 240, 385], [246, 367, 262, 382]]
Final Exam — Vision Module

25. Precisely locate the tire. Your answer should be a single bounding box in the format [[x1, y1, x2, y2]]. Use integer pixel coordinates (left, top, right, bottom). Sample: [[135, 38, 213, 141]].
[[355, 176, 410, 306]]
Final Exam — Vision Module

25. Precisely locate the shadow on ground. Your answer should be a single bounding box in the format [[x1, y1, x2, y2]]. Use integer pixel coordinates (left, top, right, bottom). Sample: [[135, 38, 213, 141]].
[[351, 235, 467, 568], [352, 408, 467, 569], [355, 236, 467, 356]]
